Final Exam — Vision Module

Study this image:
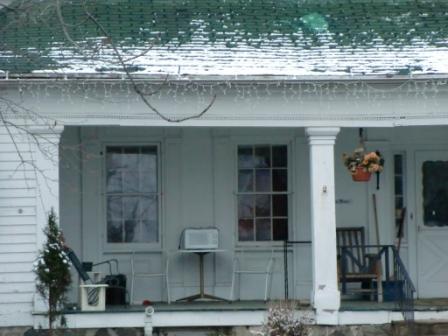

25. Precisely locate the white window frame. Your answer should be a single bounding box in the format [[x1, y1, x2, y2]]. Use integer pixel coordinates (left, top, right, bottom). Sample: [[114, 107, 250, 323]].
[[234, 139, 293, 247], [102, 142, 162, 252]]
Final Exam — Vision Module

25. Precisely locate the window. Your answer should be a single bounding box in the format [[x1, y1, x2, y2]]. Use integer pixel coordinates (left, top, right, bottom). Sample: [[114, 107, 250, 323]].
[[394, 154, 406, 239], [237, 145, 288, 242], [422, 160, 448, 227], [105, 146, 159, 244]]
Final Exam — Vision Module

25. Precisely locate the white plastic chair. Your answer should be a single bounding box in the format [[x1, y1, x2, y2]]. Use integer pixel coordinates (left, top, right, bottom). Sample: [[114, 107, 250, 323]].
[[130, 252, 171, 304], [230, 254, 275, 302]]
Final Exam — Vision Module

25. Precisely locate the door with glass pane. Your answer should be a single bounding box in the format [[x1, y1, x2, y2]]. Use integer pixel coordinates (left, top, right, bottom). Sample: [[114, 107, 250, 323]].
[[416, 151, 448, 297]]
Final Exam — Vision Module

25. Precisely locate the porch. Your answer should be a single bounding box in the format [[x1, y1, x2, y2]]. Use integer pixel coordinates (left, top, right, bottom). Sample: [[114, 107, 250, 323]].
[[29, 123, 448, 327]]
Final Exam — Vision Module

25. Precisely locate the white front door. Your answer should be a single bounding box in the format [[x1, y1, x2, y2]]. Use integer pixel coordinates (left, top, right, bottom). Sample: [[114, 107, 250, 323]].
[[416, 151, 448, 298]]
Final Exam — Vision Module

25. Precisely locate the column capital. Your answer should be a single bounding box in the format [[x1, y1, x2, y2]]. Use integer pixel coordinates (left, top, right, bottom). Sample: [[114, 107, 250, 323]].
[[28, 124, 64, 137], [306, 127, 340, 145]]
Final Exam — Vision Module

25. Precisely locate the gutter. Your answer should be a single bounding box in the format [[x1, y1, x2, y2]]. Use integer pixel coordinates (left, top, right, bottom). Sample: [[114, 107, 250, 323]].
[[1, 72, 448, 84]]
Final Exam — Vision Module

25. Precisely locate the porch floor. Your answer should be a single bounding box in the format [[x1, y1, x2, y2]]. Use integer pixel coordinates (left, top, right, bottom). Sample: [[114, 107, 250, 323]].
[[64, 298, 448, 314]]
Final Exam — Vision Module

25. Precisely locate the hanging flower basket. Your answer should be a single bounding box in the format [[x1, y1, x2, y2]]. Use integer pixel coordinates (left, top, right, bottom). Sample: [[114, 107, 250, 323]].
[[352, 166, 372, 182], [343, 148, 384, 183]]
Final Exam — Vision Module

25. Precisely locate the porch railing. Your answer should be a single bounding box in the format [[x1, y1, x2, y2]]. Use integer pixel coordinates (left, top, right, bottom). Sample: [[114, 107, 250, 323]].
[[283, 242, 415, 332], [392, 246, 416, 335]]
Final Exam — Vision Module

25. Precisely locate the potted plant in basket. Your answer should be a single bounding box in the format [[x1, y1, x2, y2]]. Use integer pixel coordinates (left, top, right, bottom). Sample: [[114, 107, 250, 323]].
[[343, 148, 384, 182]]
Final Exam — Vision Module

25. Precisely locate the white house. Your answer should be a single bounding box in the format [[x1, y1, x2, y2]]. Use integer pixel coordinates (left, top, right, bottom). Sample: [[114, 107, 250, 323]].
[[1, 0, 448, 333]]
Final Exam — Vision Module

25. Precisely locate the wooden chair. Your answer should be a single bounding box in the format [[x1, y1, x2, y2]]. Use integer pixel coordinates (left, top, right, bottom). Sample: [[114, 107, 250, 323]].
[[336, 227, 383, 302]]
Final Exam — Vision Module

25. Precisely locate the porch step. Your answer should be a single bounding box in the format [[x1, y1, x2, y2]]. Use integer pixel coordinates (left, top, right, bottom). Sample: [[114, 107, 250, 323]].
[[392, 320, 448, 336]]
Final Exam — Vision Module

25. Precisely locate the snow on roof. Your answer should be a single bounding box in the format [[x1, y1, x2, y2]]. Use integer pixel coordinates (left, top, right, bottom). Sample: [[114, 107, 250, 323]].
[[1, 0, 448, 79]]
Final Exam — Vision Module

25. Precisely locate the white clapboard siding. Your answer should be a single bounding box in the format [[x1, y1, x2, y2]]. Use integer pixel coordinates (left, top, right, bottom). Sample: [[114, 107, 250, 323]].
[[0, 189, 36, 199], [0, 161, 35, 171], [0, 225, 36, 235], [0, 216, 36, 225], [0, 234, 36, 244], [0, 243, 37, 253], [0, 170, 35, 180], [0, 152, 34, 162], [0, 252, 36, 263], [0, 293, 36, 304], [0, 302, 33, 315], [0, 262, 33, 273], [0, 142, 34, 152], [0, 124, 39, 328], [0, 302, 34, 327], [0, 197, 36, 207], [0, 206, 36, 217], [0, 282, 35, 294], [0, 272, 35, 283], [0, 179, 36, 189]]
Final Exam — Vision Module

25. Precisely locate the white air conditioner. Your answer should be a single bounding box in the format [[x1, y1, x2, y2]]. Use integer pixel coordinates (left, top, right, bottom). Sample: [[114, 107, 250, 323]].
[[180, 228, 219, 250]]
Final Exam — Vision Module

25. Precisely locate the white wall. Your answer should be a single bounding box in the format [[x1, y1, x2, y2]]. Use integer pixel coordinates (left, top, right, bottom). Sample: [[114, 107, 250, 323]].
[[60, 126, 310, 302], [58, 125, 448, 303], [0, 124, 37, 326]]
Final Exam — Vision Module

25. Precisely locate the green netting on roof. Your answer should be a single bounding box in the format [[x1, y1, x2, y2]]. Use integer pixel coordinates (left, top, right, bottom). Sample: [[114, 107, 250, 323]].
[[1, 0, 448, 74]]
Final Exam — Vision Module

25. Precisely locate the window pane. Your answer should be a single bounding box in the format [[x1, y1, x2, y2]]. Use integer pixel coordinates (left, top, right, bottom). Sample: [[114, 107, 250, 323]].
[[394, 154, 403, 174], [107, 196, 122, 221], [106, 147, 122, 169], [123, 170, 139, 193], [122, 148, 139, 192], [141, 220, 158, 243], [272, 169, 287, 191], [123, 147, 139, 167], [140, 147, 158, 193], [238, 146, 253, 168], [238, 169, 254, 192], [239, 219, 254, 241], [123, 197, 140, 220], [423, 161, 448, 227], [273, 194, 288, 217], [238, 195, 254, 218], [107, 221, 123, 243], [273, 146, 287, 167], [255, 169, 271, 192], [107, 169, 123, 193], [273, 218, 288, 240], [394, 177, 403, 195], [254, 146, 270, 168], [106, 147, 123, 193], [124, 220, 138, 242], [256, 218, 271, 241], [395, 196, 403, 210], [140, 196, 158, 222], [255, 195, 271, 217]]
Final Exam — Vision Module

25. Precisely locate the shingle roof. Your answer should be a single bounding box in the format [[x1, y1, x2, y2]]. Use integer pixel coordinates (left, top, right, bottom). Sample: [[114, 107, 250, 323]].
[[1, 0, 448, 78]]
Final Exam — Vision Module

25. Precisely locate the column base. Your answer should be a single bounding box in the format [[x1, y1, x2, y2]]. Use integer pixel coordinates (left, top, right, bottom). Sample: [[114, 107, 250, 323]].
[[311, 286, 340, 311], [315, 309, 339, 325]]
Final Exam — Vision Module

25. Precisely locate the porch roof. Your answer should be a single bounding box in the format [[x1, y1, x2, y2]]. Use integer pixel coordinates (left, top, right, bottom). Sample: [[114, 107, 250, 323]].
[[1, 0, 448, 79]]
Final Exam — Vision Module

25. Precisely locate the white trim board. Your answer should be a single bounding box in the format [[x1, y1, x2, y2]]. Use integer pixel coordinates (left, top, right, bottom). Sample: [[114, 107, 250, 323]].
[[33, 309, 448, 329]]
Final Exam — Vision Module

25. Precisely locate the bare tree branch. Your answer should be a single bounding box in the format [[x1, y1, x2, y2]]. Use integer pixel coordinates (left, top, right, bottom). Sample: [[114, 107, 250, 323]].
[[80, 0, 217, 123]]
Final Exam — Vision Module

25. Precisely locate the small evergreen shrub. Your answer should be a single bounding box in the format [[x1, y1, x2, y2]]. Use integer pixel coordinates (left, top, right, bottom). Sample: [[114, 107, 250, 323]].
[[34, 209, 71, 335]]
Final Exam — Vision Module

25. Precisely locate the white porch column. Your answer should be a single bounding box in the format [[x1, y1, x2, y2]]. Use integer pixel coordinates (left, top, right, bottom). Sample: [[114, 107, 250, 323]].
[[306, 127, 340, 324], [31, 125, 64, 312]]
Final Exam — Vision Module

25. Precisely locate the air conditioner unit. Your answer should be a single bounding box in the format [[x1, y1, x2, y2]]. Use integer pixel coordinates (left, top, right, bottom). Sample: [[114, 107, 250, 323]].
[[180, 228, 219, 250]]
